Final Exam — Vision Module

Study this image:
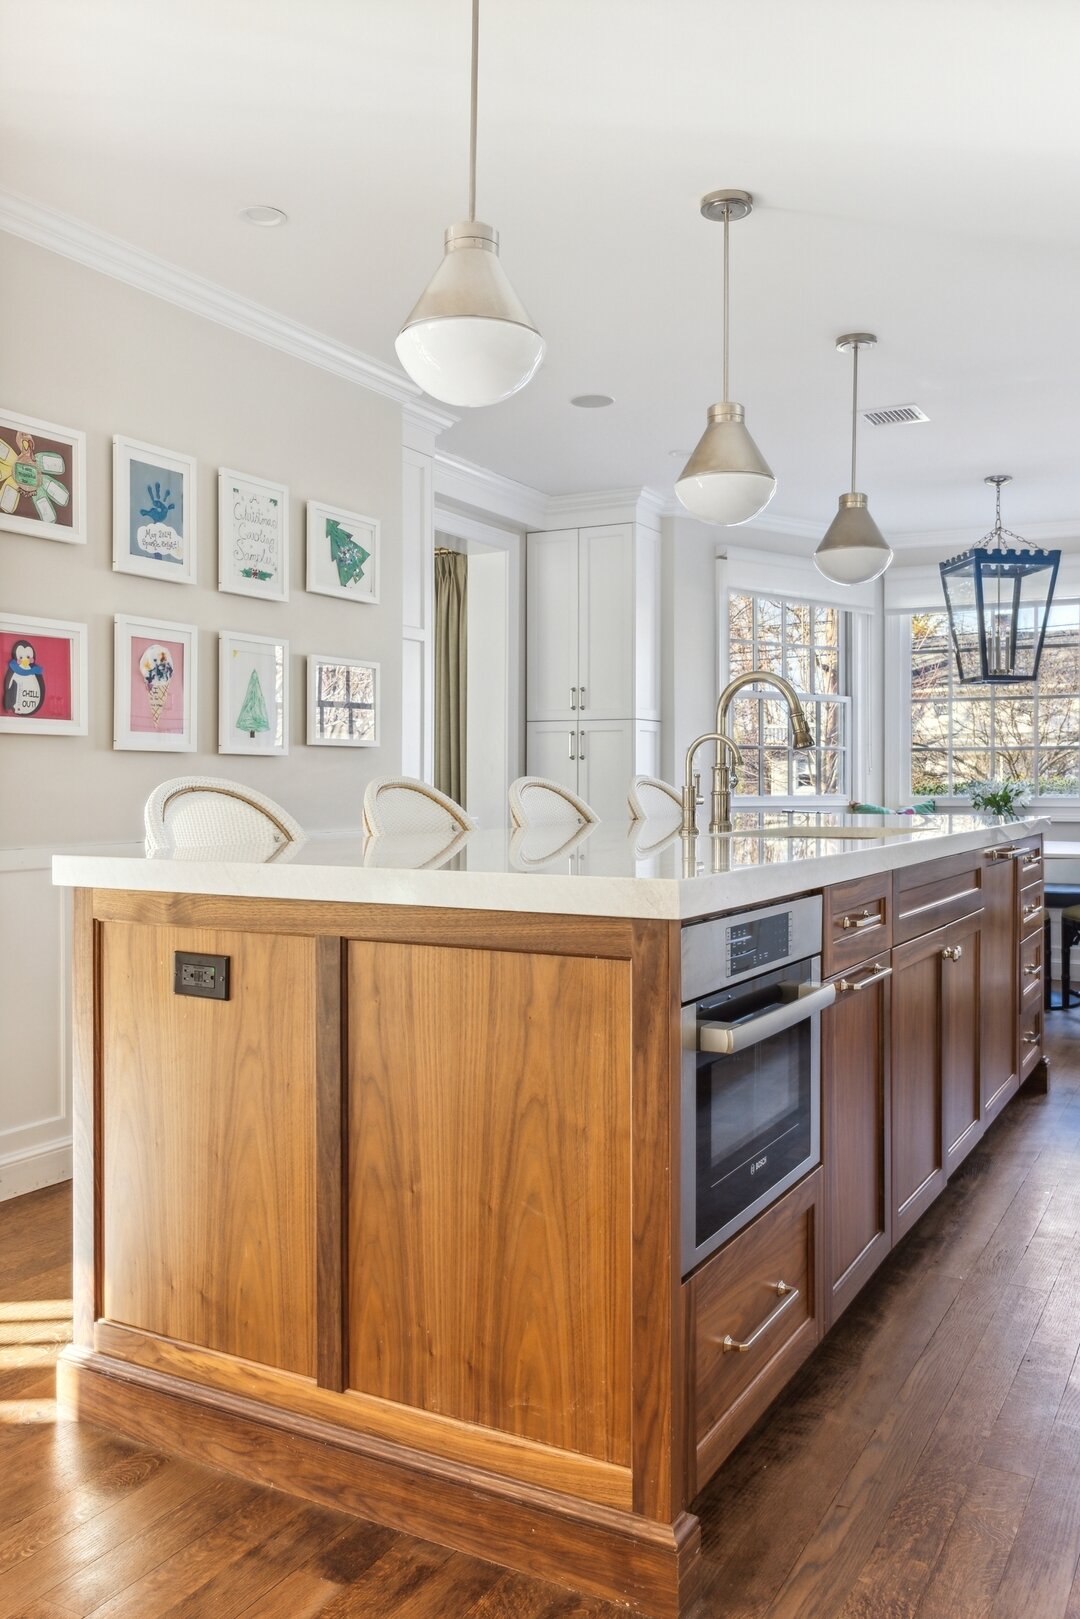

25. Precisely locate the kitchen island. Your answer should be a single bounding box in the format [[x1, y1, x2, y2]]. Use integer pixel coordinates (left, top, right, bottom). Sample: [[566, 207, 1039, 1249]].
[[52, 812, 1049, 1617]]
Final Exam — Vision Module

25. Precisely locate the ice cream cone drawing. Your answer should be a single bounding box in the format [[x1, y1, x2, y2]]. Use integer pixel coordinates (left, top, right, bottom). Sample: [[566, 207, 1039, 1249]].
[[139, 644, 175, 727]]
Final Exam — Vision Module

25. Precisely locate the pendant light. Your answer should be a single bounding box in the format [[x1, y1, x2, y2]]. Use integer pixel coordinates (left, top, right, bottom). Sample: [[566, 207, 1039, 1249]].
[[675, 190, 776, 526], [395, 0, 545, 408], [814, 333, 893, 584], [940, 476, 1061, 683]]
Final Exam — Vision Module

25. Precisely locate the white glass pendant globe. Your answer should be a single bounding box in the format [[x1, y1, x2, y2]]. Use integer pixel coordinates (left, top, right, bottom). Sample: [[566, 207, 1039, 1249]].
[[675, 403, 776, 526], [813, 492, 893, 585], [396, 221, 545, 408]]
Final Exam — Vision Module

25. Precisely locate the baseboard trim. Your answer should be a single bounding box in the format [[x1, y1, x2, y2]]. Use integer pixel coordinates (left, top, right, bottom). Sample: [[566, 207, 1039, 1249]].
[[0, 1139, 72, 1201], [57, 1348, 701, 1618]]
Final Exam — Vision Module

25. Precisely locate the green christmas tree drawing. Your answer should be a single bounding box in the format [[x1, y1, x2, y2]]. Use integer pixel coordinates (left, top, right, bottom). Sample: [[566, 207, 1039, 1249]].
[[236, 668, 270, 739], [327, 517, 370, 589]]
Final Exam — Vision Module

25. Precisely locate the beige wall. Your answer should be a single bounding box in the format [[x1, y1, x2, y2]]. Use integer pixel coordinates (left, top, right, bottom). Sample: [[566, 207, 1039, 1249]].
[[0, 233, 403, 847]]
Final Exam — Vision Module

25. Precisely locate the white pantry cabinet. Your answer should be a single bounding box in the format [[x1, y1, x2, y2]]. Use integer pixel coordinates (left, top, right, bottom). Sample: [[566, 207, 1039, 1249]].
[[526, 524, 660, 724], [525, 720, 661, 823]]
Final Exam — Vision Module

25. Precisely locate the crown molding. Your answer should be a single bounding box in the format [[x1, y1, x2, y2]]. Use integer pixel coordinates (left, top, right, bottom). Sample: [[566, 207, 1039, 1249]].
[[0, 187, 456, 431], [433, 452, 550, 530]]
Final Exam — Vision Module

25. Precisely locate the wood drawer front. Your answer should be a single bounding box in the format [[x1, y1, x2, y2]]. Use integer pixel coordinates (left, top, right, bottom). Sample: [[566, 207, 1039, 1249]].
[[1020, 932, 1044, 1008], [823, 874, 892, 975], [1019, 884, 1045, 940], [689, 1171, 821, 1496], [893, 852, 982, 945], [1018, 842, 1044, 890], [1020, 1005, 1043, 1077]]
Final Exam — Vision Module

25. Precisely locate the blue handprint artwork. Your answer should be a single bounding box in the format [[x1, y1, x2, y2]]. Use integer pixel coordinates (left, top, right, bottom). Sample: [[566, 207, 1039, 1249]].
[[129, 456, 186, 567], [139, 482, 176, 525]]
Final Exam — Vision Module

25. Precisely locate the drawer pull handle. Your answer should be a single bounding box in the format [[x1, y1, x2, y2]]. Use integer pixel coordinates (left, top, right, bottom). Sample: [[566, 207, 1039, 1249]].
[[718, 1283, 801, 1353], [841, 909, 879, 930], [1023, 1032, 1040, 1046], [838, 962, 893, 994], [984, 844, 1022, 860], [1023, 902, 1042, 922], [1024, 963, 1041, 977], [1022, 853, 1041, 869], [942, 944, 964, 962]]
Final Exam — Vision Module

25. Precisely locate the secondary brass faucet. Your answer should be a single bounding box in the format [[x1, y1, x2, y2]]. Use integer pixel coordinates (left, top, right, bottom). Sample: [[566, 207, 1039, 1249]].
[[681, 670, 816, 837]]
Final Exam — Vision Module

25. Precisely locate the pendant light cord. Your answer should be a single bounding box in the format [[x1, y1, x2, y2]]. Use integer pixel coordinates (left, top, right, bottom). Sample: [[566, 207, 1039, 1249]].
[[722, 206, 730, 402], [850, 340, 859, 492], [467, 0, 480, 221]]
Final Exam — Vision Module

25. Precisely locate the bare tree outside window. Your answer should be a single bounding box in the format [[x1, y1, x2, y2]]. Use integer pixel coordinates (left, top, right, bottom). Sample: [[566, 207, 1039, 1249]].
[[727, 592, 851, 800], [909, 606, 1080, 799]]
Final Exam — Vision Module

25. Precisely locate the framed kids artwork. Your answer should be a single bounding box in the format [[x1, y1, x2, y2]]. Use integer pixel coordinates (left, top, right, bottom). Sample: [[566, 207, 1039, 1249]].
[[113, 435, 198, 584], [218, 631, 289, 756], [114, 614, 197, 751], [0, 410, 87, 544], [0, 614, 88, 734], [217, 469, 289, 601], [306, 653, 379, 747], [306, 501, 379, 605]]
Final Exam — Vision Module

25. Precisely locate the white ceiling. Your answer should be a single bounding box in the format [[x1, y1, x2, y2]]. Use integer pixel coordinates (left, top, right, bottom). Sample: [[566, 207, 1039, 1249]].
[[6, 0, 1080, 534]]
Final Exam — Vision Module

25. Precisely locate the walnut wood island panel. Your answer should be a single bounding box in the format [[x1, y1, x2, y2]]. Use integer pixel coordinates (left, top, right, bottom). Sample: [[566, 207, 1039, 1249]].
[[52, 814, 1049, 1617]]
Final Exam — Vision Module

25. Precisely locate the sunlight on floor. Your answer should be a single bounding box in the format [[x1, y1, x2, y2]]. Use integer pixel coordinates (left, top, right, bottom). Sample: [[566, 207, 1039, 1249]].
[[0, 1299, 72, 1322], [0, 1397, 58, 1424]]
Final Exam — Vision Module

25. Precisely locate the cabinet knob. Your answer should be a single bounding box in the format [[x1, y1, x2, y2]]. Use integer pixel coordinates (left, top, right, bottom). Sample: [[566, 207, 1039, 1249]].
[[942, 945, 963, 962]]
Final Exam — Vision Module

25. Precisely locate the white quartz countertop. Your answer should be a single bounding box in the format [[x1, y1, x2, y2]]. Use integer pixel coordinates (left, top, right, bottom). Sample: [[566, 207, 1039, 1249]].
[[50, 812, 1049, 922]]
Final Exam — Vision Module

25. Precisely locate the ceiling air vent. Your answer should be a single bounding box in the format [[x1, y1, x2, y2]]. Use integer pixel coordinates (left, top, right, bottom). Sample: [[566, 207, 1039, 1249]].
[[860, 403, 929, 427]]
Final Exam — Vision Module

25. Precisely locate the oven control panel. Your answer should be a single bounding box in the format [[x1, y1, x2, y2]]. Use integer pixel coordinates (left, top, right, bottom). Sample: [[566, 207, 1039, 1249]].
[[726, 912, 792, 977], [681, 894, 823, 1002]]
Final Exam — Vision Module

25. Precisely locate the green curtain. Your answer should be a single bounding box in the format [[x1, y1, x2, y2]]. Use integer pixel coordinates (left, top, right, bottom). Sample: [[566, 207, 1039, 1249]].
[[434, 549, 468, 805]]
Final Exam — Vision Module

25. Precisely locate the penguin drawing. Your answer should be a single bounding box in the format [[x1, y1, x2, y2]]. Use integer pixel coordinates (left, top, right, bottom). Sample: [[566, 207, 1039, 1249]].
[[3, 639, 46, 716]]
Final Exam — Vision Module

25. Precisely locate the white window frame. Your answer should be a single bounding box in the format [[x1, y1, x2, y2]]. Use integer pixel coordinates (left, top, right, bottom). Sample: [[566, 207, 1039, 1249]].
[[717, 554, 876, 810], [886, 603, 1080, 812]]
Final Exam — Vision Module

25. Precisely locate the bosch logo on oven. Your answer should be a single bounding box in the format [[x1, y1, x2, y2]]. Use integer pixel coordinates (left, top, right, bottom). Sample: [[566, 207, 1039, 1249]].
[[750, 1154, 769, 1176]]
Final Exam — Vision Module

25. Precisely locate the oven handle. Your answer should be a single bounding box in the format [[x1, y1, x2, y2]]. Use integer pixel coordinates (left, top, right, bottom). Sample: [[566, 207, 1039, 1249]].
[[698, 981, 837, 1055]]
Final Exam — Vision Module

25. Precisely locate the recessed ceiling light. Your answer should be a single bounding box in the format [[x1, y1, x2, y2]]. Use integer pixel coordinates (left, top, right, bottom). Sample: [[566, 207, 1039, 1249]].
[[239, 205, 288, 228], [570, 394, 614, 409]]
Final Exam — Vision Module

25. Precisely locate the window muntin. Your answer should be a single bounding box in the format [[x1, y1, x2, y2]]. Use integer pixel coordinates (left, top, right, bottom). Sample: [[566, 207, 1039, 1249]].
[[909, 604, 1080, 799], [727, 592, 850, 801]]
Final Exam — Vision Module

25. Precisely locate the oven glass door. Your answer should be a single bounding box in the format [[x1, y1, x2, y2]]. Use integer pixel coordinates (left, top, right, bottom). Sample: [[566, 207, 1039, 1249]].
[[694, 957, 817, 1250]]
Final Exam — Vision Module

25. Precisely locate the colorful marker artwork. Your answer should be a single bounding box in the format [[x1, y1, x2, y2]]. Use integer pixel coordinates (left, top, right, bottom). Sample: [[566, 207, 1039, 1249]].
[[218, 632, 288, 756], [306, 501, 379, 605], [0, 614, 87, 734], [0, 411, 86, 544], [114, 616, 197, 751]]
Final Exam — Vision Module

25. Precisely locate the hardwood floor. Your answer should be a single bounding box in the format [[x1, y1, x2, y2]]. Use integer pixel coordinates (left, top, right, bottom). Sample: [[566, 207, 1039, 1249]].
[[2, 1016, 1080, 1617]]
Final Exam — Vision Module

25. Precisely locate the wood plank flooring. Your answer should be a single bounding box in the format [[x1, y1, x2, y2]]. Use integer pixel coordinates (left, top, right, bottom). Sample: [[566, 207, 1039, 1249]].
[[1, 1015, 1079, 1617]]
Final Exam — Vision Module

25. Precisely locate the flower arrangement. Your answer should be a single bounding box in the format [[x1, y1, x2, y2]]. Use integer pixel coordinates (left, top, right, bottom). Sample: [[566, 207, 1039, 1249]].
[[966, 778, 1028, 816]]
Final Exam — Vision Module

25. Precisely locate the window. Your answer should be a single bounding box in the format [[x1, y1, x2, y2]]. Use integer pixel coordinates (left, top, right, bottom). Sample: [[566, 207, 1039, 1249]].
[[908, 604, 1080, 800], [726, 591, 851, 801]]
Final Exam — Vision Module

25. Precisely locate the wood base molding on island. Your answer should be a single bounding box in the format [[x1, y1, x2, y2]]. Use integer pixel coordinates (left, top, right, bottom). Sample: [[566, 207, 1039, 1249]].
[[57, 1348, 702, 1617]]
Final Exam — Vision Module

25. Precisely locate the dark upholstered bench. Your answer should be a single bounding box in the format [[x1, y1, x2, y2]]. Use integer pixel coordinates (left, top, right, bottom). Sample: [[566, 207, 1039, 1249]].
[[1044, 885, 1080, 1010]]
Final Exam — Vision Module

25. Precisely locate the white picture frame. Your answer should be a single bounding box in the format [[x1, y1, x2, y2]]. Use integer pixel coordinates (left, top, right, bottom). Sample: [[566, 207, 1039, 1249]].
[[0, 409, 87, 545], [306, 500, 379, 605], [306, 653, 379, 747], [0, 612, 88, 734], [113, 435, 198, 585], [217, 468, 289, 602], [218, 631, 289, 756], [114, 614, 198, 752]]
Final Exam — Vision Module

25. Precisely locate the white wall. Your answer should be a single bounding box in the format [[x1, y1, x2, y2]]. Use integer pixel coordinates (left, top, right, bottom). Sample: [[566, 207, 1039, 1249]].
[[0, 231, 406, 1197]]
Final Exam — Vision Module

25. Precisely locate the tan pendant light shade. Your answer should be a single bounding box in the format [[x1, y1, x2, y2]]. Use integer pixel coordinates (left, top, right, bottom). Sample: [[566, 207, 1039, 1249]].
[[395, 0, 544, 408], [676, 190, 777, 527], [814, 333, 893, 585]]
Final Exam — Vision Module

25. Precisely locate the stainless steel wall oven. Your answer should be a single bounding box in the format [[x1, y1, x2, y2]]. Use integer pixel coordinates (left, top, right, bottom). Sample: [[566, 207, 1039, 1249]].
[[681, 895, 835, 1276]]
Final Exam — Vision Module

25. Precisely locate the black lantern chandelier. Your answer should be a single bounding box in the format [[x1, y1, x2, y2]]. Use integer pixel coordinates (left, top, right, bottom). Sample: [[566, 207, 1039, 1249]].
[[940, 475, 1061, 684]]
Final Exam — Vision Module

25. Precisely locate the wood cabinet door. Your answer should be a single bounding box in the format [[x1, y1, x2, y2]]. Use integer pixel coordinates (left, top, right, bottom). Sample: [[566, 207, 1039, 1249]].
[[942, 909, 983, 1174], [526, 529, 579, 721], [577, 523, 636, 720], [980, 854, 1019, 1124], [822, 959, 891, 1327], [891, 926, 947, 1241]]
